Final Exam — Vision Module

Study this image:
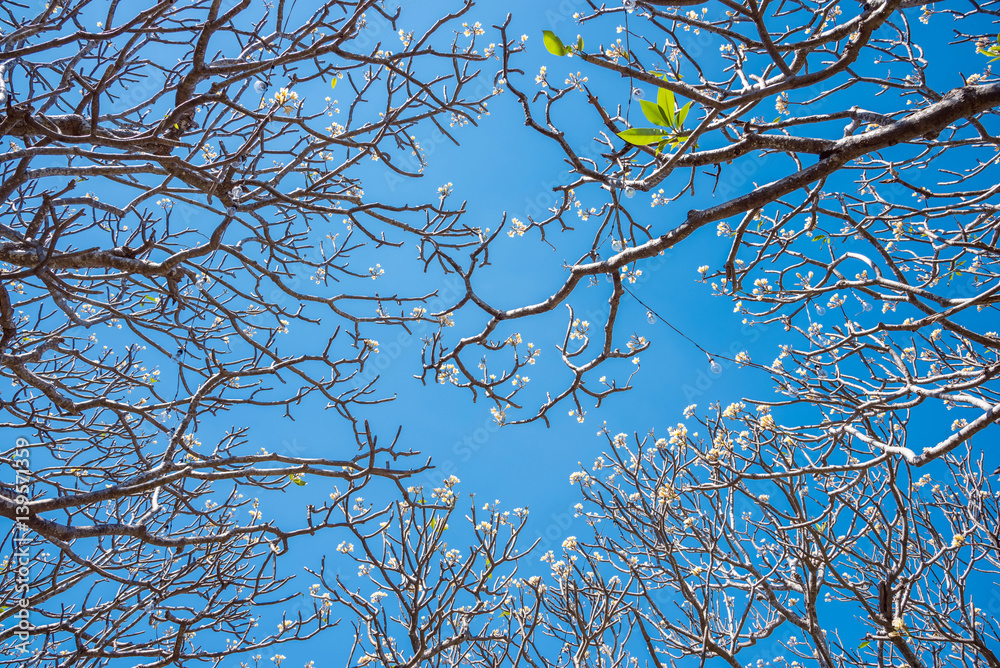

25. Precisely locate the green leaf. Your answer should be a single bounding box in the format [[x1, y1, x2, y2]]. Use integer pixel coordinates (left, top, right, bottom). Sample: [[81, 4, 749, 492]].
[[430, 517, 436, 529], [858, 640, 871, 650], [676, 100, 693, 129], [658, 87, 676, 128], [289, 474, 306, 486], [576, 36, 584, 51], [617, 128, 669, 146], [640, 100, 670, 127], [331, 77, 338, 91], [542, 30, 571, 57]]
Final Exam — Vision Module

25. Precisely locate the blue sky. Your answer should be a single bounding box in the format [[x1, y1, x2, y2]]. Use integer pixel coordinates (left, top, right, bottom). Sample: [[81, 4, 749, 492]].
[[257, 0, 1000, 664], [246, 0, 773, 549], [5, 0, 1000, 664], [212, 2, 791, 662], [237, 1, 827, 663]]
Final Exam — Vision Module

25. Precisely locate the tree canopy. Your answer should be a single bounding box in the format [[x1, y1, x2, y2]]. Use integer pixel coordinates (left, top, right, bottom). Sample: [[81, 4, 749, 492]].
[[2, 0, 999, 666]]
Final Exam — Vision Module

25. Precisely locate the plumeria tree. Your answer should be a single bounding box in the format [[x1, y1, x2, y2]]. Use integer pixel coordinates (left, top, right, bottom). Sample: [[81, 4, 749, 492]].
[[3, 0, 1000, 666], [321, 426, 999, 668], [0, 0, 513, 664], [531, 421, 1000, 668], [315, 479, 542, 667], [428, 0, 1000, 454], [410, 0, 1000, 666]]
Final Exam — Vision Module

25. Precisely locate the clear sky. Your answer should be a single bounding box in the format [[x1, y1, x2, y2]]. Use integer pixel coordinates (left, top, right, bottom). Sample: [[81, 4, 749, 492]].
[[231, 0, 861, 664], [5, 0, 999, 664], [208, 2, 792, 663], [247, 0, 788, 535], [244, 0, 775, 562], [249, 0, 1000, 664]]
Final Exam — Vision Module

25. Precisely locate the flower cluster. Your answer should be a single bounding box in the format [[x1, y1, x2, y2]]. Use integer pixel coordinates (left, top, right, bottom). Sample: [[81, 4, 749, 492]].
[[564, 72, 588, 91], [667, 423, 688, 446], [620, 265, 642, 284], [272, 87, 299, 113], [508, 217, 528, 237], [436, 363, 459, 384], [490, 406, 506, 426], [535, 65, 548, 87], [462, 21, 485, 36], [432, 485, 456, 505], [722, 402, 745, 419]]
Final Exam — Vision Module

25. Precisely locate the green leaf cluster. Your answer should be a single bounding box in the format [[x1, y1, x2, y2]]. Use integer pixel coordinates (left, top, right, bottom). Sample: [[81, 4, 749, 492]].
[[542, 30, 583, 57], [617, 81, 693, 154]]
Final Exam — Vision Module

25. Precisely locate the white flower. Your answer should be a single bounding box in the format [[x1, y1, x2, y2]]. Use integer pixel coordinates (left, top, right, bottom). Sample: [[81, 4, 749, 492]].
[[562, 536, 578, 551], [535, 65, 548, 87], [508, 217, 528, 237], [722, 402, 745, 418]]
